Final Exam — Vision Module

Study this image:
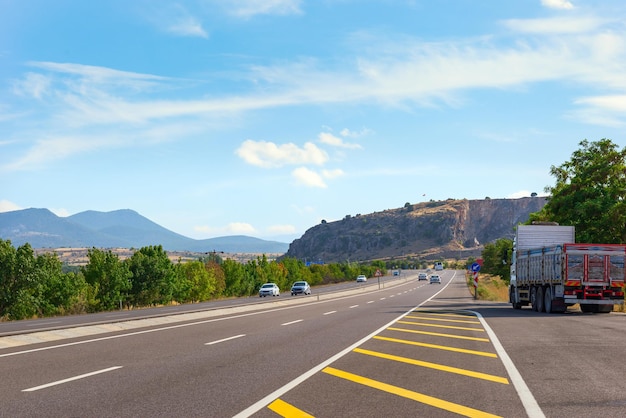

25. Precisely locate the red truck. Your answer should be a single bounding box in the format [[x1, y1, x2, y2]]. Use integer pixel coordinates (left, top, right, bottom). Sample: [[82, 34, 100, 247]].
[[509, 224, 625, 313]]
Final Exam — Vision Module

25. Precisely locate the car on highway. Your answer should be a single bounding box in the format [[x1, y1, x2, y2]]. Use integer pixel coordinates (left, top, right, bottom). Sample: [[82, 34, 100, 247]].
[[429, 274, 441, 284], [290, 281, 311, 296], [418, 272, 428, 281], [259, 283, 280, 297], [393, 270, 399, 276], [356, 274, 367, 283]]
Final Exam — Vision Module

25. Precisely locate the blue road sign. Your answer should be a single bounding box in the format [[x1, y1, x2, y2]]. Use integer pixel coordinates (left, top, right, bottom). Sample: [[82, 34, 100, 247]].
[[471, 262, 481, 272]]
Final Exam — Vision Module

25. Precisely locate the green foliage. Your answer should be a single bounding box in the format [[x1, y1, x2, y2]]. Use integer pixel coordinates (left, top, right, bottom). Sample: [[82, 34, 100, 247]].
[[480, 239, 512, 282], [127, 245, 177, 306], [530, 139, 626, 243], [82, 248, 131, 311]]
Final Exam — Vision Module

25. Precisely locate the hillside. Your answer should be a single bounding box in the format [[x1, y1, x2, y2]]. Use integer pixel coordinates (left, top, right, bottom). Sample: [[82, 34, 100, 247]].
[[0, 208, 289, 254], [284, 197, 547, 263]]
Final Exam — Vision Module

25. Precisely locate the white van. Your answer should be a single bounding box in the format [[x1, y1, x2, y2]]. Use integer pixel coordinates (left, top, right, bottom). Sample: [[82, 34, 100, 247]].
[[434, 262, 443, 271]]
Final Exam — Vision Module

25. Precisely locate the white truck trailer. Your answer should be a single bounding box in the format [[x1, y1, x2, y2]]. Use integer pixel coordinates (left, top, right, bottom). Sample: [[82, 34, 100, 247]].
[[509, 224, 626, 313]]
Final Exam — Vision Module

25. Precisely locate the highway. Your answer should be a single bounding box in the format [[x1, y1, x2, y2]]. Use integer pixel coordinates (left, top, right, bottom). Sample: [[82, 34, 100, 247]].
[[1, 271, 624, 417]]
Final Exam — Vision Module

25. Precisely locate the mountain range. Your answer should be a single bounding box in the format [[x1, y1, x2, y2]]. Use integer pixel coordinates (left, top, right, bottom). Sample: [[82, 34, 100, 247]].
[[0, 208, 289, 254]]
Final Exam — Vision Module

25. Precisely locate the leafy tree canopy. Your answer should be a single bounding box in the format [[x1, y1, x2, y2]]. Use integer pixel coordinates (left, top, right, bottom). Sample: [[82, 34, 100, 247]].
[[529, 139, 626, 243]]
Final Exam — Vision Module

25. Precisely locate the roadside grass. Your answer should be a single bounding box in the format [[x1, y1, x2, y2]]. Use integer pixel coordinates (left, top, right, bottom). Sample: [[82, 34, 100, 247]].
[[466, 272, 509, 302]]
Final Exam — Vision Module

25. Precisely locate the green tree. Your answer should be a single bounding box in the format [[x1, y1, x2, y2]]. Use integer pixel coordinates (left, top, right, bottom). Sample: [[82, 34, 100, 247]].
[[175, 260, 215, 303], [530, 139, 626, 243], [127, 245, 177, 306], [82, 248, 132, 311], [481, 239, 513, 282]]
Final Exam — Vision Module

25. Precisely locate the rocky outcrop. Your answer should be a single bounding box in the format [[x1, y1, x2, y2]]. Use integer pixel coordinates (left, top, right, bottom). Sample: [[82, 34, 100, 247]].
[[285, 197, 546, 262]]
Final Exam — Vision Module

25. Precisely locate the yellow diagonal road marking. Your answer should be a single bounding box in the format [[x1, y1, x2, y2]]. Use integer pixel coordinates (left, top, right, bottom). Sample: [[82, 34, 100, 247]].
[[405, 315, 481, 325], [388, 327, 490, 342], [323, 367, 502, 418], [397, 320, 484, 332], [374, 335, 497, 358], [268, 399, 314, 418], [413, 310, 476, 318], [354, 348, 509, 384]]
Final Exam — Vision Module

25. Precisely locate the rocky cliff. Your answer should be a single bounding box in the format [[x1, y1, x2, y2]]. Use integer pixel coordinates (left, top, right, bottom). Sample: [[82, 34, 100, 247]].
[[285, 197, 546, 262]]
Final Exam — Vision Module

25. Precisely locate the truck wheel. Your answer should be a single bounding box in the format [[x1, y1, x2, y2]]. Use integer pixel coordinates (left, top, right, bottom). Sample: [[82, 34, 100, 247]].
[[536, 287, 545, 312], [510, 288, 522, 309], [544, 287, 552, 314], [530, 287, 537, 311], [580, 304, 594, 313]]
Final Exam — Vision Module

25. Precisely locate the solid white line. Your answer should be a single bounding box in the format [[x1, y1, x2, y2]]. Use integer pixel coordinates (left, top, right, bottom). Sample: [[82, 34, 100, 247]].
[[323, 311, 337, 315], [22, 366, 123, 392], [205, 334, 246, 345], [282, 320, 303, 326], [473, 311, 546, 418]]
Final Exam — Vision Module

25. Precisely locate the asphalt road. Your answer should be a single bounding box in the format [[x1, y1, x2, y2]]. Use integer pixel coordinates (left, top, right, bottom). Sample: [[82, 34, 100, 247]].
[[1, 271, 624, 417]]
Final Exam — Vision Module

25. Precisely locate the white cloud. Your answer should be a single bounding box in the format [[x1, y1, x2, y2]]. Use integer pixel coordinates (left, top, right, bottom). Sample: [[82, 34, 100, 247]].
[[167, 17, 208, 38], [322, 168, 344, 179], [194, 222, 257, 236], [502, 16, 603, 34], [236, 140, 328, 168], [292, 167, 327, 188], [0, 200, 22, 212], [50, 207, 71, 217], [541, 0, 574, 10], [570, 95, 626, 127], [340, 128, 373, 138], [227, 0, 303, 18], [318, 132, 362, 149], [13, 72, 50, 99]]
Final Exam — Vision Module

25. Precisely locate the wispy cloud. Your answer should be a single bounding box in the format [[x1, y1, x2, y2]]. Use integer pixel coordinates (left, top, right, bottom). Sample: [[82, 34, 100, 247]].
[[0, 200, 22, 213], [226, 0, 303, 18], [318, 132, 362, 149], [502, 16, 605, 34], [194, 222, 257, 236], [235, 140, 328, 168], [541, 0, 575, 10], [142, 3, 208, 38]]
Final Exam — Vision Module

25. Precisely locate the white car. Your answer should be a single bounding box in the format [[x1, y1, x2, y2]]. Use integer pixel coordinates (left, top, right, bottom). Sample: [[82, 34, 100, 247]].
[[418, 272, 428, 281], [259, 283, 280, 297], [356, 275, 367, 283], [429, 275, 441, 284], [290, 281, 311, 296]]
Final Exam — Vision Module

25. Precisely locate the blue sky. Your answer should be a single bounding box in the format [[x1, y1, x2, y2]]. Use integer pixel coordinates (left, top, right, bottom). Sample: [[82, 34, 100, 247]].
[[2, 0, 626, 244]]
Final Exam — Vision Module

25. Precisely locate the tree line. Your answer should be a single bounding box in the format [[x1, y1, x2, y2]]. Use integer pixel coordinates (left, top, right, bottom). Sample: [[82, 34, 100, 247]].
[[0, 240, 386, 321]]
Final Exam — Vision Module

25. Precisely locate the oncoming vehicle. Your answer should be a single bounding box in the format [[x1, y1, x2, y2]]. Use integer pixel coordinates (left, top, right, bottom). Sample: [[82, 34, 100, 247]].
[[259, 283, 280, 297], [290, 281, 311, 296], [429, 274, 441, 284], [356, 275, 367, 283], [418, 272, 428, 281], [434, 262, 444, 271]]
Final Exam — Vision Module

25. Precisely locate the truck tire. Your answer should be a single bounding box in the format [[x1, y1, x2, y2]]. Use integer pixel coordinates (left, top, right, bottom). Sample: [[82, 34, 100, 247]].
[[510, 288, 522, 309], [536, 286, 545, 312], [530, 287, 538, 311], [580, 304, 595, 313], [544, 287, 552, 313]]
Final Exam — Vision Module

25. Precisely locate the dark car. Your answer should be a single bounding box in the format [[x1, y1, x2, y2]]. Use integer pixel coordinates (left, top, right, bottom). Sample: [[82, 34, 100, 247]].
[[290, 281, 311, 296]]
